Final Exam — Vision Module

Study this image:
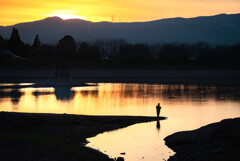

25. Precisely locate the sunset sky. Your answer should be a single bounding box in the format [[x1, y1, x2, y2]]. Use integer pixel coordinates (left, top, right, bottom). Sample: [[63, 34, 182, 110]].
[[0, 0, 240, 26]]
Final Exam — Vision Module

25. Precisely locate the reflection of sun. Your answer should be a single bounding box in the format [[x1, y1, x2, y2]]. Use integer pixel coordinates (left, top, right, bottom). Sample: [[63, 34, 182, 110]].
[[47, 10, 85, 20]]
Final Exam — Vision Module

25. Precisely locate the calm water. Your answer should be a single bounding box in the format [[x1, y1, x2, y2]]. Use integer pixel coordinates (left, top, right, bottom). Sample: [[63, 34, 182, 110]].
[[0, 83, 240, 161]]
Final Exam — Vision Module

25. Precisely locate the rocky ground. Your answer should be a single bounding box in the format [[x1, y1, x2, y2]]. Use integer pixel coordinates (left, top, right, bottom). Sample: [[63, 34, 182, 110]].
[[164, 117, 240, 161], [0, 112, 165, 161]]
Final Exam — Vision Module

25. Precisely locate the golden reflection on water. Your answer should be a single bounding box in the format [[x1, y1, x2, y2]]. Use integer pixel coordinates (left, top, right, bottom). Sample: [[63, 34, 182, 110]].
[[82, 84, 240, 161], [1, 83, 240, 161], [0, 83, 34, 86], [88, 121, 175, 161], [0, 83, 240, 117]]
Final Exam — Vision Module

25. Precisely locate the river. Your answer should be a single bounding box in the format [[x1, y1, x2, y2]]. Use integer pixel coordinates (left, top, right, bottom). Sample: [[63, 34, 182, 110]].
[[0, 83, 240, 161]]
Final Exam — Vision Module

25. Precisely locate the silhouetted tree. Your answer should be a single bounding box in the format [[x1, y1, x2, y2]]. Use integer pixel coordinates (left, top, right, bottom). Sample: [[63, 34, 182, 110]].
[[134, 44, 152, 60], [191, 42, 211, 61], [7, 28, 26, 55], [36, 44, 54, 58], [118, 44, 134, 60], [0, 35, 5, 48], [93, 39, 126, 59], [227, 44, 240, 61], [119, 43, 152, 61], [78, 42, 101, 60], [150, 43, 163, 59], [56, 35, 76, 58], [32, 34, 41, 48], [158, 43, 189, 61], [211, 45, 228, 61]]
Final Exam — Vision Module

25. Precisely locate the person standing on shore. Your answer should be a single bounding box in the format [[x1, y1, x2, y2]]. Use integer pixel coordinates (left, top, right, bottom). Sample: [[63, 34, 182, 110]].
[[156, 103, 161, 118]]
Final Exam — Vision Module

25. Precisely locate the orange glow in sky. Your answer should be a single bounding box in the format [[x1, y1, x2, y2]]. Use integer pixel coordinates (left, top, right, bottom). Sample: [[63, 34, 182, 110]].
[[47, 10, 85, 20], [0, 0, 240, 26]]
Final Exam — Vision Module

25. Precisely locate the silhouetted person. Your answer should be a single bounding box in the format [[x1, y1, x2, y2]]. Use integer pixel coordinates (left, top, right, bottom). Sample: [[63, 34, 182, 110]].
[[156, 103, 161, 118]]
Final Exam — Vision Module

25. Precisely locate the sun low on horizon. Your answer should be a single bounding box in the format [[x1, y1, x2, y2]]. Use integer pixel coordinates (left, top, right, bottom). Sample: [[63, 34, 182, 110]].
[[0, 0, 240, 26], [46, 10, 86, 20]]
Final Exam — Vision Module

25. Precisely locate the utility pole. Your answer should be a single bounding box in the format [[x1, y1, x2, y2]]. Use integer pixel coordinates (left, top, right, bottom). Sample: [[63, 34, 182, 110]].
[[111, 14, 114, 23]]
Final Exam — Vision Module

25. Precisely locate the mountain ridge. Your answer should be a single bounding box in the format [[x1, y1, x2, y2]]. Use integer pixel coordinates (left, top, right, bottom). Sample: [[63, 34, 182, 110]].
[[0, 13, 240, 45]]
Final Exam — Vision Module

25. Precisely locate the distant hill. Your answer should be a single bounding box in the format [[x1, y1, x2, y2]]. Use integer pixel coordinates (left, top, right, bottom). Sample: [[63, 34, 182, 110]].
[[0, 13, 240, 45]]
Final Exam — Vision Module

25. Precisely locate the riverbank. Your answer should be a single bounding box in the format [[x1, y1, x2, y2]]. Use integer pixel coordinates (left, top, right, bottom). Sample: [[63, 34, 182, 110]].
[[0, 112, 165, 161], [0, 69, 240, 85], [164, 117, 240, 161]]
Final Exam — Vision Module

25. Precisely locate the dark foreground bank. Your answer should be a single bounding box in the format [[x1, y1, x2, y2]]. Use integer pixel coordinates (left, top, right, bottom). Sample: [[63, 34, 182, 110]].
[[0, 112, 165, 161], [164, 117, 240, 161]]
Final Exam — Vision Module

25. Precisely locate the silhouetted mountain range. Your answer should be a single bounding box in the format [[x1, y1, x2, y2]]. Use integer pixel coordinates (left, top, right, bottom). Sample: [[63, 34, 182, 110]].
[[0, 13, 240, 45]]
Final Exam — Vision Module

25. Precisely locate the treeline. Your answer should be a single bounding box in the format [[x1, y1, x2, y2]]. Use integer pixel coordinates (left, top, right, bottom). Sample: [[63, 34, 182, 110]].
[[0, 28, 240, 68], [0, 28, 101, 61]]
